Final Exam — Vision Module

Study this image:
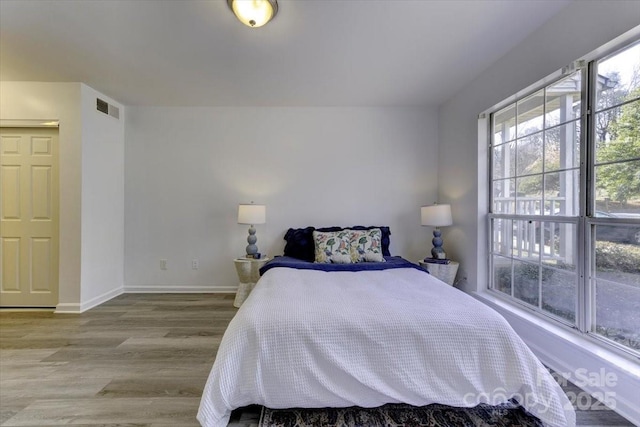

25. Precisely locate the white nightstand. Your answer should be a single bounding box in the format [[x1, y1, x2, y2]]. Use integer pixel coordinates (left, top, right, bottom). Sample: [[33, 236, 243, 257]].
[[418, 260, 459, 286], [233, 257, 269, 307]]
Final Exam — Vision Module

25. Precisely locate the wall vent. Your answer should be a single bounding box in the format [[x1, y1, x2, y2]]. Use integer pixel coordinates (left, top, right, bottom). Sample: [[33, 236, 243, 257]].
[[96, 98, 120, 119]]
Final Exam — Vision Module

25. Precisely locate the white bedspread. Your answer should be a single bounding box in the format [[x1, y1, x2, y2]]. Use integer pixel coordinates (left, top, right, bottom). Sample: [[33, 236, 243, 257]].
[[198, 267, 575, 427]]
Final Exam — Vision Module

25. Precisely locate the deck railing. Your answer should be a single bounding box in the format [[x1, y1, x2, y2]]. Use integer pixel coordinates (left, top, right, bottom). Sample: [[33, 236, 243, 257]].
[[493, 196, 574, 263]]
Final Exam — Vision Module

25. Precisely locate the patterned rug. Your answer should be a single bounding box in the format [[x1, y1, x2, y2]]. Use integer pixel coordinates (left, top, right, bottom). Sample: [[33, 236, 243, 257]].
[[259, 400, 543, 427]]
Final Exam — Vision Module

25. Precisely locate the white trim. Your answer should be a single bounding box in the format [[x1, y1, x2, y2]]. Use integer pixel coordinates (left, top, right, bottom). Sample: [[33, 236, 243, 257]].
[[124, 284, 237, 293], [54, 287, 124, 313], [54, 303, 82, 314], [0, 119, 59, 128], [54, 286, 235, 312], [82, 287, 124, 312], [474, 291, 640, 426], [477, 115, 490, 293]]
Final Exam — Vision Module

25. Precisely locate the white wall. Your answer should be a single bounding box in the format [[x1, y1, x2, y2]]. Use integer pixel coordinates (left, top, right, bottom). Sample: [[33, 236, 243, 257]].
[[80, 84, 125, 308], [125, 107, 438, 291], [438, 2, 640, 424], [0, 82, 83, 310], [0, 81, 126, 312]]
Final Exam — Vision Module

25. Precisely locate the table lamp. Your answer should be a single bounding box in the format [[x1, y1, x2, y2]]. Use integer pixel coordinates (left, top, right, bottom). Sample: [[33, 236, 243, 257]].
[[238, 203, 266, 257], [421, 203, 453, 260]]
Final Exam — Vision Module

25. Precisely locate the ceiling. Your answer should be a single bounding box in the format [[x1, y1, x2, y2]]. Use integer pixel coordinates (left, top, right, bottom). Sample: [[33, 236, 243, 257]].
[[0, 0, 572, 107]]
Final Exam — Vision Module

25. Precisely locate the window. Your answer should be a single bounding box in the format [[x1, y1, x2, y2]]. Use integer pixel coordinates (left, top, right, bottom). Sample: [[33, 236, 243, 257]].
[[488, 40, 640, 354]]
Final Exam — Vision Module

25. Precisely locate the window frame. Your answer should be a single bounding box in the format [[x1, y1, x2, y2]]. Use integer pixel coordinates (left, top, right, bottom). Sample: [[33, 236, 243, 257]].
[[486, 37, 640, 358]]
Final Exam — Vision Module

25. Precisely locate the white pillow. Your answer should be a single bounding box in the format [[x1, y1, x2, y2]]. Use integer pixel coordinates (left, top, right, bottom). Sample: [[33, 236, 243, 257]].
[[349, 228, 385, 263], [313, 230, 352, 264]]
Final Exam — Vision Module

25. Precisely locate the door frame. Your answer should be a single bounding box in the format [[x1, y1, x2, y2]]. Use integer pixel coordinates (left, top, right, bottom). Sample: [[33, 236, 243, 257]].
[[1, 121, 60, 308]]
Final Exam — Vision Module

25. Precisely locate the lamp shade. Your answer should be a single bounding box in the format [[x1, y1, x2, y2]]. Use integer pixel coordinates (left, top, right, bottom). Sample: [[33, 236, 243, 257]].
[[421, 204, 452, 227], [238, 204, 266, 225], [227, 0, 278, 28]]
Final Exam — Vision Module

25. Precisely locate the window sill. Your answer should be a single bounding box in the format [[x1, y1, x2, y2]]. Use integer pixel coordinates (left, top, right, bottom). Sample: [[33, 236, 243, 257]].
[[472, 290, 640, 377]]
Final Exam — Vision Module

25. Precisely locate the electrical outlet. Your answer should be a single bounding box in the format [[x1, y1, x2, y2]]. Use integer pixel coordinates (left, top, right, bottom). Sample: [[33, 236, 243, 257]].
[[160, 259, 167, 270], [192, 259, 199, 270]]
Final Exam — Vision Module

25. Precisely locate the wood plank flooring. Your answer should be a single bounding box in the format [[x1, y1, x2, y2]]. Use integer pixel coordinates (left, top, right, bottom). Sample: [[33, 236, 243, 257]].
[[1, 294, 232, 427], [0, 293, 634, 426]]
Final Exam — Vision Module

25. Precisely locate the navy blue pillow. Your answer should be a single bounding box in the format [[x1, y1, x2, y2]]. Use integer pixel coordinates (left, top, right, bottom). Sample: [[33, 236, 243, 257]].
[[283, 226, 391, 261], [283, 227, 316, 262]]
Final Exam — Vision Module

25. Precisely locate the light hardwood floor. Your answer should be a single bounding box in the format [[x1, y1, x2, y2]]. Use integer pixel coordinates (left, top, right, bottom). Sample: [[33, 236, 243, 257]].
[[1, 294, 236, 427], [0, 293, 634, 426]]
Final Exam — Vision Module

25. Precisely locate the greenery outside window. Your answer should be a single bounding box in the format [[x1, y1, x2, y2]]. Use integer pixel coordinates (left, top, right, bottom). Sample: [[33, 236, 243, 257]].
[[488, 40, 640, 354]]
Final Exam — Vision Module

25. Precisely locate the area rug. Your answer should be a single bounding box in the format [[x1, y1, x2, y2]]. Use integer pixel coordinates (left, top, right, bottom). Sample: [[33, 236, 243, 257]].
[[259, 400, 543, 427]]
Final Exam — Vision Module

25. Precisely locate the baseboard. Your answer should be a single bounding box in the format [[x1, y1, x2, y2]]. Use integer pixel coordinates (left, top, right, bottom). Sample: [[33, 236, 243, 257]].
[[82, 287, 124, 312], [124, 284, 237, 293], [55, 286, 124, 314], [55, 285, 236, 312], [474, 292, 640, 426], [55, 302, 82, 314]]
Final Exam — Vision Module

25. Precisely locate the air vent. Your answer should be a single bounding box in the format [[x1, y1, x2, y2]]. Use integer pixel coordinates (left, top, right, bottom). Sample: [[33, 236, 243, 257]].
[[96, 98, 108, 114], [108, 105, 119, 119], [96, 98, 120, 120]]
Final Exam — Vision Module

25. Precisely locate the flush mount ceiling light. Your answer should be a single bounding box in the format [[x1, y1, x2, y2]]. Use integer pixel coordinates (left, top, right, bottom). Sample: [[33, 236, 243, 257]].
[[227, 0, 278, 28]]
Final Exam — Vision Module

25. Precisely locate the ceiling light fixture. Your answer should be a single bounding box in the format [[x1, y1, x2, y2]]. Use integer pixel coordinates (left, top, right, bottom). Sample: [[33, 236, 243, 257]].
[[227, 0, 278, 28]]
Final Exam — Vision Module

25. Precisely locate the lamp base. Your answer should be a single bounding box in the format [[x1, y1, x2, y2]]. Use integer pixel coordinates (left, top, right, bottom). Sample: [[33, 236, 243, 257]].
[[431, 249, 447, 260], [246, 225, 259, 257], [431, 228, 446, 260]]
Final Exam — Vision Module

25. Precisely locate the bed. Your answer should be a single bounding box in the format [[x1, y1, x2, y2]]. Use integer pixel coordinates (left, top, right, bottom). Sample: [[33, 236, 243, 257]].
[[197, 227, 575, 427]]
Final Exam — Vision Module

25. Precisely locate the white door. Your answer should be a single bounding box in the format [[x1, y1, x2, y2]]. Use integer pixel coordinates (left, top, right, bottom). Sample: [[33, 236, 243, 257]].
[[1, 127, 59, 307]]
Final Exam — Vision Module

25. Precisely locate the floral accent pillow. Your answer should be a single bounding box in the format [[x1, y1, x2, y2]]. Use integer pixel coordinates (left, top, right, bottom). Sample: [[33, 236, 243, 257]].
[[349, 228, 385, 263], [313, 230, 353, 264]]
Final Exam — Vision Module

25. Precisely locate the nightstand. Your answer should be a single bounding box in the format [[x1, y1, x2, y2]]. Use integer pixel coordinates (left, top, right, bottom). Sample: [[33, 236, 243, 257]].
[[418, 260, 459, 286], [233, 257, 269, 307]]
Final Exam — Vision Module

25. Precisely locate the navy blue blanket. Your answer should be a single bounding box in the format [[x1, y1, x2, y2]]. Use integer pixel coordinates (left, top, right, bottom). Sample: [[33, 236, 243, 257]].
[[259, 256, 428, 276]]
